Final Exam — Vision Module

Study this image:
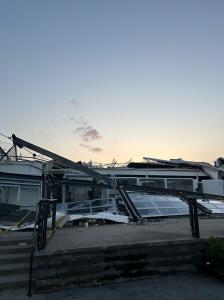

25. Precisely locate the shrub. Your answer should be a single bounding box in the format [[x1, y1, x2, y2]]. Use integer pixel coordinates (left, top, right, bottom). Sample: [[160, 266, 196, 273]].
[[207, 236, 224, 278]]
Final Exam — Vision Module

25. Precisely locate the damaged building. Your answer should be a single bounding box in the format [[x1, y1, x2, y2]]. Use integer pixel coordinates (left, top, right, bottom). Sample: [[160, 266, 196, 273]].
[[1, 135, 224, 222], [0, 155, 42, 209]]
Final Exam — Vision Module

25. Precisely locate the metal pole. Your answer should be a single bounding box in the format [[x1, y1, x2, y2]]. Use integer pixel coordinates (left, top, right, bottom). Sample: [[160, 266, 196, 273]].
[[37, 201, 43, 250], [13, 142, 18, 161], [42, 202, 49, 249], [117, 185, 142, 222], [52, 201, 56, 233], [192, 198, 200, 238], [188, 199, 195, 237]]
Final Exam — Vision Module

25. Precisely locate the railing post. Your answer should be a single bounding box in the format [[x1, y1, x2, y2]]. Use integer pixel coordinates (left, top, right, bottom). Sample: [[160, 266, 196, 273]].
[[27, 202, 39, 297], [51, 201, 57, 233], [37, 199, 58, 250], [188, 198, 195, 237], [188, 197, 200, 238], [37, 201, 44, 250], [192, 198, 200, 238], [42, 201, 49, 249], [37, 200, 49, 250]]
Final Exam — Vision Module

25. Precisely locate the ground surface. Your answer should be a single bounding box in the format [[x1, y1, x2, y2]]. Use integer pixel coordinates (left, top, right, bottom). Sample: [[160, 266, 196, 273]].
[[2, 217, 224, 299], [1, 273, 224, 300], [42, 217, 224, 253]]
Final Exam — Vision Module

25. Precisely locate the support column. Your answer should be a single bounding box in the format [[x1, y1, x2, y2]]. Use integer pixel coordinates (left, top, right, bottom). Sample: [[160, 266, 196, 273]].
[[62, 185, 66, 203]]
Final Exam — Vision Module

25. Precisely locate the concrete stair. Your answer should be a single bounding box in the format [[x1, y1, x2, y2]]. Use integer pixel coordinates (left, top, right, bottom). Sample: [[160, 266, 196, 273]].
[[0, 235, 32, 290], [34, 239, 209, 292]]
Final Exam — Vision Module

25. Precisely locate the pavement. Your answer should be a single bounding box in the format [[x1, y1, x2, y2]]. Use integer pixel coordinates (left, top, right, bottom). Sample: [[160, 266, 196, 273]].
[[42, 217, 224, 253], [1, 273, 224, 300]]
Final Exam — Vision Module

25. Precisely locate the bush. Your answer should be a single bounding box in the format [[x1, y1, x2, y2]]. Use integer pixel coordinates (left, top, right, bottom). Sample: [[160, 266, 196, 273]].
[[207, 236, 224, 278]]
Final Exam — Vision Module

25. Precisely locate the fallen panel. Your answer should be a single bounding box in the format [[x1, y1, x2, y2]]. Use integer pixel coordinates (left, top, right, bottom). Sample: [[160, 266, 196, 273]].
[[68, 212, 129, 224], [197, 199, 224, 214]]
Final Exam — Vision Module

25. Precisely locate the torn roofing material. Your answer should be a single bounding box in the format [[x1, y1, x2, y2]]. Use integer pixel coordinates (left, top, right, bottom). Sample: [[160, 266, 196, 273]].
[[142, 157, 221, 180]]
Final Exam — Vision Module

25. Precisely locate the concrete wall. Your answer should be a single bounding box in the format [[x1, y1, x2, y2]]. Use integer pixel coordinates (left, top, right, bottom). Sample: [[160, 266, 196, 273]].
[[34, 239, 209, 292]]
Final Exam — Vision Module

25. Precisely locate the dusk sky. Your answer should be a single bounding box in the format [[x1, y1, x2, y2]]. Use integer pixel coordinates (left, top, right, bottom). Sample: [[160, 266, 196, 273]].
[[0, 0, 223, 164]]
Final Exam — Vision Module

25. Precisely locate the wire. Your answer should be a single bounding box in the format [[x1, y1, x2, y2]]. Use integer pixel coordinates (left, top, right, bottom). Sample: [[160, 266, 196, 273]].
[[23, 147, 35, 156], [21, 147, 49, 162]]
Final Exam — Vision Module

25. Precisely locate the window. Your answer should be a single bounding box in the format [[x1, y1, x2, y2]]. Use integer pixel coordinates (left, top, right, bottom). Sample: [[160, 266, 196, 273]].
[[140, 179, 165, 188], [20, 186, 41, 208], [167, 179, 193, 191], [116, 178, 137, 186], [0, 186, 18, 204]]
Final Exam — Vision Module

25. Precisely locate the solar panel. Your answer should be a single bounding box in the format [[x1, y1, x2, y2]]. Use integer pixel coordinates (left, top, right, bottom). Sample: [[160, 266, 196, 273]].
[[128, 192, 224, 217], [128, 192, 189, 217], [197, 199, 224, 214]]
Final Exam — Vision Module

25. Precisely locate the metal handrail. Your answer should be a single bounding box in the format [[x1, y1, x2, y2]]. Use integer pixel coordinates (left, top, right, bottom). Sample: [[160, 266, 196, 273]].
[[27, 202, 39, 297], [27, 199, 57, 296]]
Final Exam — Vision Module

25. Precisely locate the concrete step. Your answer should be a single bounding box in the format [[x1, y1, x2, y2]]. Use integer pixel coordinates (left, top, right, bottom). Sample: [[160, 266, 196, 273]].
[[36, 246, 204, 270], [35, 254, 198, 280], [0, 238, 32, 246], [0, 252, 30, 265], [0, 244, 31, 255], [0, 262, 30, 276], [0, 273, 29, 290]]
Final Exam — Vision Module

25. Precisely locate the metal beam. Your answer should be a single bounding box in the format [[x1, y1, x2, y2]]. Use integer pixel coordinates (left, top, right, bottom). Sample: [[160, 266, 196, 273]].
[[117, 185, 143, 222], [49, 178, 224, 202], [12, 135, 116, 189], [122, 184, 224, 201], [51, 179, 110, 189]]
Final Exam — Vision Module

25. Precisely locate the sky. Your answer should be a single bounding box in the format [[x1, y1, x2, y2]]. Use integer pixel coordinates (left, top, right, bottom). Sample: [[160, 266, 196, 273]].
[[0, 0, 224, 164]]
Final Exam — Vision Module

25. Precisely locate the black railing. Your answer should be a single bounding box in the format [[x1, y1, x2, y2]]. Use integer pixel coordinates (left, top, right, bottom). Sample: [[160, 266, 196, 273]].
[[36, 199, 57, 250], [27, 203, 39, 297], [27, 199, 57, 296], [188, 198, 200, 238], [180, 195, 200, 238]]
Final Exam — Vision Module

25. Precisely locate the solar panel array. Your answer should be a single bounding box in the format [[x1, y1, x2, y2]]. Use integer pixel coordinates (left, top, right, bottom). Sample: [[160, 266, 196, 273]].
[[128, 192, 189, 217]]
